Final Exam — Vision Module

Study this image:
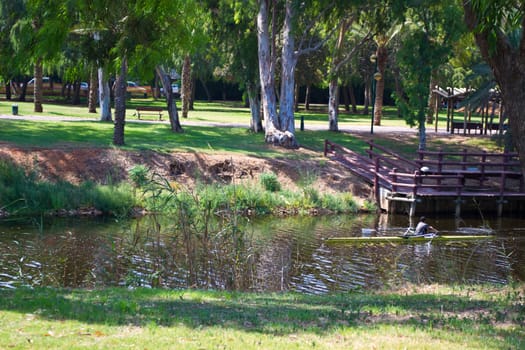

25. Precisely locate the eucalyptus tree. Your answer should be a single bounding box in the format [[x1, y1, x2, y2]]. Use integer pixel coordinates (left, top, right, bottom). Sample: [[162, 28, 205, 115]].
[[295, 46, 327, 111], [463, 0, 525, 176], [0, 0, 25, 100], [365, 1, 402, 126], [10, 0, 73, 112], [257, 0, 335, 147], [79, 0, 197, 145], [326, 18, 371, 132], [394, 0, 464, 150], [208, 0, 262, 132]]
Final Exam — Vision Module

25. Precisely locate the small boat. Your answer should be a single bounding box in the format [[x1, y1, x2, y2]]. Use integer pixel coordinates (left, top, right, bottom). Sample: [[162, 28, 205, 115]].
[[326, 233, 495, 244]]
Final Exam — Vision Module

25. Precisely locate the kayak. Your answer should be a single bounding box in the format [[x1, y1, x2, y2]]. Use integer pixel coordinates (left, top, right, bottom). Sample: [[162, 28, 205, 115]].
[[326, 234, 495, 244]]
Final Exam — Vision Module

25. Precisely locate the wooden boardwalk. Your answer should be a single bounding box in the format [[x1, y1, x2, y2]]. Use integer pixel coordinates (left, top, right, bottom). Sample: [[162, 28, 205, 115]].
[[324, 140, 525, 216]]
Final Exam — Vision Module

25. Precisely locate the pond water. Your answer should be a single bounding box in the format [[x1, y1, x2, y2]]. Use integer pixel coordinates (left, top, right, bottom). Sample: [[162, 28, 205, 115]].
[[1, 214, 524, 293]]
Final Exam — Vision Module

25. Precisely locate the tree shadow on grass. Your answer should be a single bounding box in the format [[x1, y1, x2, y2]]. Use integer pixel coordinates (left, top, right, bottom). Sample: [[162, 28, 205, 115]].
[[0, 287, 523, 346]]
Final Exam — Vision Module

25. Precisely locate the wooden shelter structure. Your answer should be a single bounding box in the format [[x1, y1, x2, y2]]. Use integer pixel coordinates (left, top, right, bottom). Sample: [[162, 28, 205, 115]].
[[431, 86, 506, 135]]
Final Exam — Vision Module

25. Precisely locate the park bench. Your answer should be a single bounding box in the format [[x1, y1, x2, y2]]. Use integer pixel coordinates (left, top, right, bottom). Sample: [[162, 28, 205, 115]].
[[450, 121, 482, 134], [134, 106, 163, 120]]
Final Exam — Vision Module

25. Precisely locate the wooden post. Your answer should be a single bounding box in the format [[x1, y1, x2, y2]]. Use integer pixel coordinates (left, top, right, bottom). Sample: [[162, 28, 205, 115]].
[[374, 157, 380, 205], [462, 149, 468, 171], [480, 151, 486, 186]]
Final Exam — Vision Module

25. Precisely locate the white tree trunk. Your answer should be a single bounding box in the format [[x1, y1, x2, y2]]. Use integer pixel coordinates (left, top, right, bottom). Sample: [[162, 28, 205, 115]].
[[328, 79, 339, 131], [98, 68, 112, 121], [257, 0, 296, 148], [88, 67, 97, 113], [277, 0, 297, 147], [257, 1, 279, 136]]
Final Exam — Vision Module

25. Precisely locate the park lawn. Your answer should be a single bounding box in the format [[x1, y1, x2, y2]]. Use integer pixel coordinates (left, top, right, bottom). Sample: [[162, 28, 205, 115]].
[[0, 100, 501, 158], [0, 117, 371, 157], [0, 99, 455, 128], [0, 284, 523, 349]]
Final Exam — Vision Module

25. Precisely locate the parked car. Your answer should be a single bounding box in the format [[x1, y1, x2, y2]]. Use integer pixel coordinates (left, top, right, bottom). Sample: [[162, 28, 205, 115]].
[[26, 77, 51, 87], [80, 82, 89, 91], [126, 81, 149, 98]]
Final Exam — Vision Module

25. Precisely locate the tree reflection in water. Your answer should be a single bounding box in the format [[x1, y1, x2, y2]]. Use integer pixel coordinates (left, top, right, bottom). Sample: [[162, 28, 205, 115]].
[[0, 214, 524, 292]]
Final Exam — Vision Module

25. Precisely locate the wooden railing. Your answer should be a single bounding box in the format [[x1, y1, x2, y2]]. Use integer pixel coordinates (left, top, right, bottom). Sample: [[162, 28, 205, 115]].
[[325, 140, 524, 199]]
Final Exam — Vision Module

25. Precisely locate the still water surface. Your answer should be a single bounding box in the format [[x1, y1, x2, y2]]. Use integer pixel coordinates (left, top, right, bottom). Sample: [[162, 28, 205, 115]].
[[1, 214, 524, 293]]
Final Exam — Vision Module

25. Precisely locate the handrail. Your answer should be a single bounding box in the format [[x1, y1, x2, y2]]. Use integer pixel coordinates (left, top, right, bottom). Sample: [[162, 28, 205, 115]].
[[366, 140, 418, 170], [325, 139, 524, 199]]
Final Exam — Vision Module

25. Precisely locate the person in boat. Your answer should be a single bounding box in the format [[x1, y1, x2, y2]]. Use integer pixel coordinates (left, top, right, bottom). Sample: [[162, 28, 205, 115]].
[[413, 216, 438, 236]]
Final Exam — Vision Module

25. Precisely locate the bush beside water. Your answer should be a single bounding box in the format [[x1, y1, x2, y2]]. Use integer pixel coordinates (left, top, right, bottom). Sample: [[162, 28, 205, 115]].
[[0, 160, 367, 218]]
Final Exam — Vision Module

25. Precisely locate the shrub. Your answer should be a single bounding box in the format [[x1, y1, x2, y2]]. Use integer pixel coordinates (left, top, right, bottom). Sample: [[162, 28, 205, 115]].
[[259, 172, 281, 192], [129, 165, 150, 188]]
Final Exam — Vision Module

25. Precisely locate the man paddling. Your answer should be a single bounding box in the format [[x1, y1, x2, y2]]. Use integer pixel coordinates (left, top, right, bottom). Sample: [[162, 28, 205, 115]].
[[413, 216, 439, 236]]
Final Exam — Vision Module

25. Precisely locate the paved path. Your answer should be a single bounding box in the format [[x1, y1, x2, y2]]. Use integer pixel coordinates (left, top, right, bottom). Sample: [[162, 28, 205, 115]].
[[0, 113, 452, 135]]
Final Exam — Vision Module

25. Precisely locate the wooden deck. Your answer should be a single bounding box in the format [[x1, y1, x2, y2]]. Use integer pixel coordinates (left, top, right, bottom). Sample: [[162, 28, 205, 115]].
[[324, 140, 525, 216]]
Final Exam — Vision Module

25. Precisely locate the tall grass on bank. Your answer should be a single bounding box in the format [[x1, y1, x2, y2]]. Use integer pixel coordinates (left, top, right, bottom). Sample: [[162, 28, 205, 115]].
[[0, 157, 363, 218], [0, 159, 136, 217], [132, 166, 362, 217]]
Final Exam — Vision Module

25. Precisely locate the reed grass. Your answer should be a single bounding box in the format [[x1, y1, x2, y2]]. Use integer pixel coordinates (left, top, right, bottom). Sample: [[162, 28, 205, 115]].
[[0, 158, 137, 217]]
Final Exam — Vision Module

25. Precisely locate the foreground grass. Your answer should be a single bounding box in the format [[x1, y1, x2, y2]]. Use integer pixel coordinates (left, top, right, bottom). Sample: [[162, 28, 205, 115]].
[[0, 284, 523, 349]]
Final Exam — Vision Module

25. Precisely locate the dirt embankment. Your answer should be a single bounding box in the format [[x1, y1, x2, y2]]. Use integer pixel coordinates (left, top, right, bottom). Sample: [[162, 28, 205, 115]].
[[0, 144, 372, 203]]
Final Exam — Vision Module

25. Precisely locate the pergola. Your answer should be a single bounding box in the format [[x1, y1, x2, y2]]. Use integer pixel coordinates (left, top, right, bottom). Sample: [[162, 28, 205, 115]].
[[431, 86, 505, 135]]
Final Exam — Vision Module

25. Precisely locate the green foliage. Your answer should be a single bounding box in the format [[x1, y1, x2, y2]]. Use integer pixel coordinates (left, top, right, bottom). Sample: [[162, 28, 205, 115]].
[[0, 159, 136, 216], [259, 172, 281, 192], [129, 165, 150, 188]]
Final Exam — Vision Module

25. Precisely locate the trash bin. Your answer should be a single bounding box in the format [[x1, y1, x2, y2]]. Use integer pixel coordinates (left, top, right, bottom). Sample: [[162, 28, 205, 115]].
[[12, 104, 18, 115]]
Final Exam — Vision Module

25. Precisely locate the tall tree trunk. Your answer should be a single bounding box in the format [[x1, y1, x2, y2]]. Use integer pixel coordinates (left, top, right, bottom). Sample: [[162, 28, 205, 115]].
[[348, 84, 357, 113], [294, 83, 299, 112], [342, 85, 350, 112], [98, 68, 112, 121], [327, 19, 350, 131], [113, 57, 128, 146], [156, 66, 183, 132], [181, 54, 192, 118], [426, 72, 438, 123], [198, 78, 211, 101], [373, 45, 387, 125], [88, 67, 97, 113], [328, 78, 339, 131], [19, 78, 29, 102], [464, 3, 525, 176], [73, 82, 81, 105], [276, 0, 297, 147], [5, 82, 11, 100], [363, 79, 370, 115], [247, 81, 263, 133], [418, 116, 427, 151], [304, 84, 311, 110], [257, 0, 280, 143], [34, 59, 43, 112], [190, 77, 195, 110]]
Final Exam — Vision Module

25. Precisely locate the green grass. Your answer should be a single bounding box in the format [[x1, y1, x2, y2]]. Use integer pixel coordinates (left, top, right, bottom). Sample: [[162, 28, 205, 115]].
[[0, 113, 375, 156], [0, 284, 522, 349]]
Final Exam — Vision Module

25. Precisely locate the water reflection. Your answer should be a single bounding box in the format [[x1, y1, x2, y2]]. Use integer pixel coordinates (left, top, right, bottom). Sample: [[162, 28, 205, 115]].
[[0, 214, 524, 293]]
